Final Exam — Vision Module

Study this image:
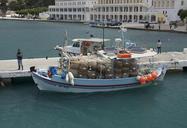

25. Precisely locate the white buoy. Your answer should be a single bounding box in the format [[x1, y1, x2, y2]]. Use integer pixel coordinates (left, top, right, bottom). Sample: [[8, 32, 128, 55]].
[[136, 76, 141, 80], [68, 72, 74, 86], [0, 81, 5, 87], [65, 74, 69, 83]]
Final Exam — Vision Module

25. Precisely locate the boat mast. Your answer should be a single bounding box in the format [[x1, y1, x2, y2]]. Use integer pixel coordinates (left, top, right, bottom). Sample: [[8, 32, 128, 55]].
[[64, 30, 68, 47], [102, 20, 105, 50], [120, 26, 127, 49]]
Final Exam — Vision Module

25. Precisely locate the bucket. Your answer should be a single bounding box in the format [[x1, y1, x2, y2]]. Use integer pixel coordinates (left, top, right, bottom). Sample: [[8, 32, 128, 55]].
[[49, 67, 57, 75]]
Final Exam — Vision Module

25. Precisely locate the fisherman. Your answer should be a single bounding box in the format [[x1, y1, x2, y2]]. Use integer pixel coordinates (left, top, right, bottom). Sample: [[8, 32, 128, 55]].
[[156, 40, 162, 54], [16, 49, 23, 70]]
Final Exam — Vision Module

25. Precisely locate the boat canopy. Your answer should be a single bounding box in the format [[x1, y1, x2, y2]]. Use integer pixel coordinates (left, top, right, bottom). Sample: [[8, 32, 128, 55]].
[[72, 38, 110, 43]]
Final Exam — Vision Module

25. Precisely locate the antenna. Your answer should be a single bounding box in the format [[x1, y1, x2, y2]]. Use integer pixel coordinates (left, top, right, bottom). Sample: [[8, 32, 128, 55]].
[[64, 30, 68, 47]]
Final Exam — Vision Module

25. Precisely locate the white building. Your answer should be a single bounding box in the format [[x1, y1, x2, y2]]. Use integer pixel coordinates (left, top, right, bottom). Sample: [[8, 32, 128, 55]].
[[49, 0, 187, 23], [48, 0, 97, 22], [91, 0, 153, 23], [148, 0, 187, 23]]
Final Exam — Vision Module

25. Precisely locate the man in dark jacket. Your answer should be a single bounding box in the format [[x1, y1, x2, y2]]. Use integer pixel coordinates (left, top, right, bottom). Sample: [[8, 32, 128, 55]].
[[16, 49, 23, 70]]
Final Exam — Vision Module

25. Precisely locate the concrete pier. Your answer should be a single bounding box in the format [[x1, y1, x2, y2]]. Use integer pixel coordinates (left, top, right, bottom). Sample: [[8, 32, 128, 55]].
[[0, 50, 187, 81], [0, 57, 59, 79], [138, 50, 187, 71]]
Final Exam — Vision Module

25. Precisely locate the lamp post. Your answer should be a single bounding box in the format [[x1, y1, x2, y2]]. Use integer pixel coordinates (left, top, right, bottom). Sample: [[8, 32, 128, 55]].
[[186, 17, 187, 32]]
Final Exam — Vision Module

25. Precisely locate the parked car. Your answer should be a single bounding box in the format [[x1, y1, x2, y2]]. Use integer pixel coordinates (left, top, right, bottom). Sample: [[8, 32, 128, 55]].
[[110, 20, 122, 26]]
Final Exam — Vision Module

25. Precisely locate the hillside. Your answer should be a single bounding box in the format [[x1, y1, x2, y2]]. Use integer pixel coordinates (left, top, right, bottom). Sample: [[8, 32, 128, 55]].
[[8, 0, 55, 11]]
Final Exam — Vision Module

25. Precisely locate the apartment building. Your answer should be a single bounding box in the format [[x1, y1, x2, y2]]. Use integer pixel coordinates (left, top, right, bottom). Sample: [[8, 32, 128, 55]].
[[149, 0, 187, 22], [91, 0, 154, 23], [48, 0, 187, 23], [48, 0, 96, 22]]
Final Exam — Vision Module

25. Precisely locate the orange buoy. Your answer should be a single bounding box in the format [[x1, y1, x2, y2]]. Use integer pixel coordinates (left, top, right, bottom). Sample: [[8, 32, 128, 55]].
[[144, 75, 149, 82], [147, 74, 154, 82], [151, 71, 158, 79], [117, 53, 131, 58], [139, 76, 146, 85]]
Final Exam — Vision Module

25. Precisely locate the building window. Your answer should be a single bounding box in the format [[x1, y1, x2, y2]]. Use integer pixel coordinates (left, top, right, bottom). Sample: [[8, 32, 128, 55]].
[[153, 1, 156, 7], [110, 7, 113, 12], [129, 7, 132, 12], [166, 1, 170, 8], [162, 1, 165, 8], [171, 1, 175, 8], [106, 7, 109, 12], [115, 7, 118, 12], [181, 0, 184, 6], [56, 8, 59, 12], [120, 7, 123, 12], [158, 1, 161, 8]]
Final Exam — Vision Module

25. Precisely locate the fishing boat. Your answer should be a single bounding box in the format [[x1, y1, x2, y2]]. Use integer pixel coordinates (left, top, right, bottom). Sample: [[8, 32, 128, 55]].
[[32, 43, 167, 93], [63, 37, 157, 57]]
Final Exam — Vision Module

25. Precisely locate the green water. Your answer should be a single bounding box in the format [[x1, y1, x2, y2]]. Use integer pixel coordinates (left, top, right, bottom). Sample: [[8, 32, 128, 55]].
[[0, 20, 187, 59], [0, 20, 187, 128]]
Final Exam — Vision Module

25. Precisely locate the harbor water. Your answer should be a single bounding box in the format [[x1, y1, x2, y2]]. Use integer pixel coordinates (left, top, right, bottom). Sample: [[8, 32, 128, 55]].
[[0, 20, 187, 128]]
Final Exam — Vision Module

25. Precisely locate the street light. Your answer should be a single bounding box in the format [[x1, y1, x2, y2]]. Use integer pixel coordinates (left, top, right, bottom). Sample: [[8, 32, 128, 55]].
[[186, 17, 187, 32]]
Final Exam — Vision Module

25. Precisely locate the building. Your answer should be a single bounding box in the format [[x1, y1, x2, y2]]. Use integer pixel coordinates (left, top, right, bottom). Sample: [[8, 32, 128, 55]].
[[91, 0, 154, 23], [149, 0, 187, 23], [48, 0, 187, 23], [48, 0, 97, 22]]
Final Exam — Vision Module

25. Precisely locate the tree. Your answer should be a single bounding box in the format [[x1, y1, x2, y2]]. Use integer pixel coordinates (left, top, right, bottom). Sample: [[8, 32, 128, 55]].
[[16, 7, 48, 17], [178, 9, 187, 21], [0, 0, 8, 16], [178, 9, 183, 17], [8, 0, 54, 11]]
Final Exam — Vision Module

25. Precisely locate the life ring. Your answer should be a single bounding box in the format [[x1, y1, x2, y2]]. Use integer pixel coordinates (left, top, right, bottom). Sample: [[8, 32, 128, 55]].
[[117, 53, 131, 58]]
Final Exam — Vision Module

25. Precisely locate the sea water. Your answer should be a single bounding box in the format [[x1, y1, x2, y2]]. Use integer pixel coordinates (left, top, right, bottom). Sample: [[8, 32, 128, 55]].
[[0, 20, 187, 128]]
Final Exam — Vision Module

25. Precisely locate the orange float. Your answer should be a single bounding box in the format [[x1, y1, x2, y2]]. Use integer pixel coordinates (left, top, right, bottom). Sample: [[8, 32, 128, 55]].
[[139, 76, 146, 85], [117, 53, 131, 58], [147, 74, 154, 82], [151, 71, 158, 79]]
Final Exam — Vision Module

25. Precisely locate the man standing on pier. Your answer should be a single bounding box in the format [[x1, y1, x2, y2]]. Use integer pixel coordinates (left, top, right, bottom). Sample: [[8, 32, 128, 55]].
[[157, 40, 162, 54], [16, 49, 23, 70]]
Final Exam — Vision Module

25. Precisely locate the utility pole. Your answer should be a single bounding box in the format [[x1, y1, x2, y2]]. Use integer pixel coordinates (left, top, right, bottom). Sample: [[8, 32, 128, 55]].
[[186, 17, 187, 32]]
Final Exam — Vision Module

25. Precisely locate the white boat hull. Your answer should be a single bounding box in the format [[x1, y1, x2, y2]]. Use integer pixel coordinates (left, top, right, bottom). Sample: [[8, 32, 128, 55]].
[[32, 65, 166, 93]]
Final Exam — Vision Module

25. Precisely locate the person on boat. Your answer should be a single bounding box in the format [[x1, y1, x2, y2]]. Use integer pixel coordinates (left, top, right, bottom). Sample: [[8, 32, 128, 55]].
[[156, 40, 162, 54], [16, 49, 23, 70]]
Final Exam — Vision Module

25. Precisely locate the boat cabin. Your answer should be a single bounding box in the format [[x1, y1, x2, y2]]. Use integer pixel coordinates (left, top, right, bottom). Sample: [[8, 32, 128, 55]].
[[64, 38, 110, 55]]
